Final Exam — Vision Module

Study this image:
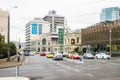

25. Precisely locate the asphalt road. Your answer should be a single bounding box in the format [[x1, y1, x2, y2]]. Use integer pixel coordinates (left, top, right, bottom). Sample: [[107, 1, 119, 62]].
[[0, 54, 120, 80]]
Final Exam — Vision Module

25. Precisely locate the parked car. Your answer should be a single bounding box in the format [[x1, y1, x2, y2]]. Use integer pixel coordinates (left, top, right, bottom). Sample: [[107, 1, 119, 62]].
[[46, 53, 54, 58], [83, 53, 94, 59], [29, 52, 35, 56], [95, 53, 111, 59], [62, 52, 68, 57], [40, 52, 46, 56], [24, 51, 29, 56], [70, 53, 80, 59], [53, 53, 63, 60]]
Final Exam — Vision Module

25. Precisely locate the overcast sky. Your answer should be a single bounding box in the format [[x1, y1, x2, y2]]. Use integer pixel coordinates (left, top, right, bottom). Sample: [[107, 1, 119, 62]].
[[0, 0, 120, 42]]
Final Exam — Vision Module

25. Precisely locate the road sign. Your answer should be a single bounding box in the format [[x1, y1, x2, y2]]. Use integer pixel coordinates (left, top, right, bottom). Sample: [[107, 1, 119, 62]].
[[32, 23, 37, 34]]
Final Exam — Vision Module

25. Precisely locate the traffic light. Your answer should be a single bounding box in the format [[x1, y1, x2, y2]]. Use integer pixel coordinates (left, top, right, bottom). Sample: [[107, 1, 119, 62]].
[[71, 38, 75, 45]]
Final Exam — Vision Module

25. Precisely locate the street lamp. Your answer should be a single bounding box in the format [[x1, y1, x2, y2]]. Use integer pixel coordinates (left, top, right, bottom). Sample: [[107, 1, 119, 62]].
[[7, 6, 17, 61], [109, 24, 112, 59]]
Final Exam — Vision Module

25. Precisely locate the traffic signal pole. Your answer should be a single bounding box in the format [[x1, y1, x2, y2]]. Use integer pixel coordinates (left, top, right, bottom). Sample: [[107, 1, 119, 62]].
[[72, 44, 74, 59], [71, 38, 75, 59]]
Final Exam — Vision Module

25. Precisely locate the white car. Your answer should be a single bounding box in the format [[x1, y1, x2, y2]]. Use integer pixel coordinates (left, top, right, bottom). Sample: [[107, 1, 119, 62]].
[[29, 52, 35, 56], [95, 53, 111, 59]]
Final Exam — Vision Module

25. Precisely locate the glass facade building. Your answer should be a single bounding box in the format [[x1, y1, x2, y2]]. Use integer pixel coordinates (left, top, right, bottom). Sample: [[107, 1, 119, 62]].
[[100, 7, 120, 22]]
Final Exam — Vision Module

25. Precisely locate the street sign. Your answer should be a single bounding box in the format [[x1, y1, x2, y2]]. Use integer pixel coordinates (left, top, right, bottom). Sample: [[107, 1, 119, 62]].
[[32, 23, 38, 34]]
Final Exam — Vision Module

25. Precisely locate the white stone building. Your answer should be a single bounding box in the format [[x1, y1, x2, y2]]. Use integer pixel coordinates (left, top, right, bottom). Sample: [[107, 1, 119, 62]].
[[64, 29, 82, 53], [25, 17, 50, 50], [0, 8, 8, 43]]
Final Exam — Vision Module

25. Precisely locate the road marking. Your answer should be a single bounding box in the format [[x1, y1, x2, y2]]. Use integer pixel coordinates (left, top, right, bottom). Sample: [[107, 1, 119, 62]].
[[74, 69, 79, 72], [86, 74, 93, 76]]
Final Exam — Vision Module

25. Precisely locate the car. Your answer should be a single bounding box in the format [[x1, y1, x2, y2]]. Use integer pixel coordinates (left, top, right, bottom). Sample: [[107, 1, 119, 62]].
[[29, 52, 35, 56], [70, 53, 80, 59], [40, 52, 46, 56], [83, 53, 94, 59], [62, 52, 68, 57], [24, 51, 29, 56], [95, 53, 111, 59], [53, 53, 63, 60], [46, 53, 54, 58]]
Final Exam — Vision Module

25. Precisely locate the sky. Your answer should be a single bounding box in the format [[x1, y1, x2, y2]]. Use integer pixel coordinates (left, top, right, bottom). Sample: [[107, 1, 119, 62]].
[[0, 0, 120, 42]]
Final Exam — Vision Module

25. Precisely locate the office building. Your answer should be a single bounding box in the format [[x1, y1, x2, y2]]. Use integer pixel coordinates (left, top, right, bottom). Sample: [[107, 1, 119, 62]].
[[25, 17, 50, 50], [43, 10, 65, 34], [100, 7, 120, 22]]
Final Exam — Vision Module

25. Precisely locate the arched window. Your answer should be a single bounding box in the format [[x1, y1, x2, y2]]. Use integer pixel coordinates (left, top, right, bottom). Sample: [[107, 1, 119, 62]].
[[42, 38, 46, 45]]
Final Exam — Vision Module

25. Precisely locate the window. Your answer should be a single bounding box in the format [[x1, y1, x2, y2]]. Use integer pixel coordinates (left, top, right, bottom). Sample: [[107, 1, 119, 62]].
[[77, 37, 79, 43], [42, 38, 46, 45], [38, 42, 40, 45]]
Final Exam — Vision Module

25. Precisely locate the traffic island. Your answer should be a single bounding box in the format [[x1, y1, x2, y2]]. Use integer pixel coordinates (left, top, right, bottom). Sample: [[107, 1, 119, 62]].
[[0, 61, 22, 69]]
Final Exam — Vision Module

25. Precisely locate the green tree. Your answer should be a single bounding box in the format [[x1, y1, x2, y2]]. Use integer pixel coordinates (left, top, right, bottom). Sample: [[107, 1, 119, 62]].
[[0, 34, 7, 58], [74, 47, 79, 52], [82, 47, 86, 53]]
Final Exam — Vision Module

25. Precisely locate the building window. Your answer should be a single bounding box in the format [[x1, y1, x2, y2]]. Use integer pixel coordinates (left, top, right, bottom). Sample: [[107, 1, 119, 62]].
[[38, 42, 40, 45], [48, 48, 50, 52], [77, 37, 79, 43], [48, 42, 50, 45], [38, 47, 40, 52], [42, 38, 46, 45]]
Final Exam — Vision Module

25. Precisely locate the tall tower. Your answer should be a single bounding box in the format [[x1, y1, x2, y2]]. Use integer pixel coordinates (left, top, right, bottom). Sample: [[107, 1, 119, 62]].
[[100, 7, 120, 22], [43, 10, 65, 34]]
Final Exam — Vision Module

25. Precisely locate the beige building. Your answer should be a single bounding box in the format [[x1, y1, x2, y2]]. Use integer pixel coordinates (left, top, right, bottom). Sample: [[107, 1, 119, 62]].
[[64, 29, 82, 53], [0, 8, 8, 43], [31, 32, 58, 53]]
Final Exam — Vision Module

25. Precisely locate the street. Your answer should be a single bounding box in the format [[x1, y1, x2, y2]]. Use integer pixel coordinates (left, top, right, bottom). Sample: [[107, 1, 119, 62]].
[[0, 54, 120, 80]]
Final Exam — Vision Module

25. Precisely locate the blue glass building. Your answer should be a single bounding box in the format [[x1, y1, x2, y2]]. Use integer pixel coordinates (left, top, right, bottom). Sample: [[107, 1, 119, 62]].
[[100, 7, 120, 22]]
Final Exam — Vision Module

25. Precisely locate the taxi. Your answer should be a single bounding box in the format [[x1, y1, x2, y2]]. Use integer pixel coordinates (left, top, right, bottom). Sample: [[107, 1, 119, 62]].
[[46, 53, 54, 58]]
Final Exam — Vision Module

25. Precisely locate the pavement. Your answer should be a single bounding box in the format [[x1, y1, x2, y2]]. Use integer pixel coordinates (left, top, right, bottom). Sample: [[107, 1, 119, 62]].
[[0, 55, 30, 80], [0, 55, 25, 69]]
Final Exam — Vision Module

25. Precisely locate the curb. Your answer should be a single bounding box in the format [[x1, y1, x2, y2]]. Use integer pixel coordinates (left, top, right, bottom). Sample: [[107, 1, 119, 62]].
[[0, 55, 17, 63], [0, 55, 25, 69], [0, 77, 29, 80]]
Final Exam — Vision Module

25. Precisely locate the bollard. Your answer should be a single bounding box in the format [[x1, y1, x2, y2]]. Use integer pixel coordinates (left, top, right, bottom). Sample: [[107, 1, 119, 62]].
[[79, 56, 84, 63]]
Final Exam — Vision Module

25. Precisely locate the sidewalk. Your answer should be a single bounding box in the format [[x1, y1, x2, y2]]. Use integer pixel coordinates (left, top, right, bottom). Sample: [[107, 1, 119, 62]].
[[0, 55, 25, 69]]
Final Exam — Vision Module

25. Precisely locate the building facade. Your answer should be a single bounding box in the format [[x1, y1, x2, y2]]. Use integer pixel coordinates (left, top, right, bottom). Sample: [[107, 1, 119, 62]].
[[25, 10, 65, 52], [43, 10, 65, 34], [0, 8, 8, 43], [25, 17, 50, 50], [64, 29, 82, 53], [100, 7, 120, 22], [81, 20, 120, 53]]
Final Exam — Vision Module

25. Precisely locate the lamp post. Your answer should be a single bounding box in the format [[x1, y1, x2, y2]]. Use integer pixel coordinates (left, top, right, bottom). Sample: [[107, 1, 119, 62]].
[[109, 24, 112, 59], [7, 6, 17, 61]]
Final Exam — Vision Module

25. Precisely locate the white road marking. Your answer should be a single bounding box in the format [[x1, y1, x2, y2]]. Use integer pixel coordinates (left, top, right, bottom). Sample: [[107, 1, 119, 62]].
[[74, 69, 79, 72], [86, 74, 93, 76]]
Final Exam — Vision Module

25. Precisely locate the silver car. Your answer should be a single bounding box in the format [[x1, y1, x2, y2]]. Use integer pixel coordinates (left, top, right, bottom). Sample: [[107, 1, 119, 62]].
[[53, 53, 63, 60], [83, 53, 94, 59]]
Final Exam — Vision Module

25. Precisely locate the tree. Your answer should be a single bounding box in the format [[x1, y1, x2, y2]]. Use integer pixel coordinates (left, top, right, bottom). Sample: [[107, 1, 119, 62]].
[[82, 47, 86, 53], [74, 47, 79, 52]]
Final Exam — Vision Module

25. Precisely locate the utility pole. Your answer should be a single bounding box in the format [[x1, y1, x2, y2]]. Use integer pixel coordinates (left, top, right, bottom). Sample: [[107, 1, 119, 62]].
[[7, 6, 17, 61]]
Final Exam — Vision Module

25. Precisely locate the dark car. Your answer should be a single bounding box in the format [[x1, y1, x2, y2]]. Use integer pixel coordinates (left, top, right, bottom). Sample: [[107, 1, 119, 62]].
[[83, 53, 94, 59]]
